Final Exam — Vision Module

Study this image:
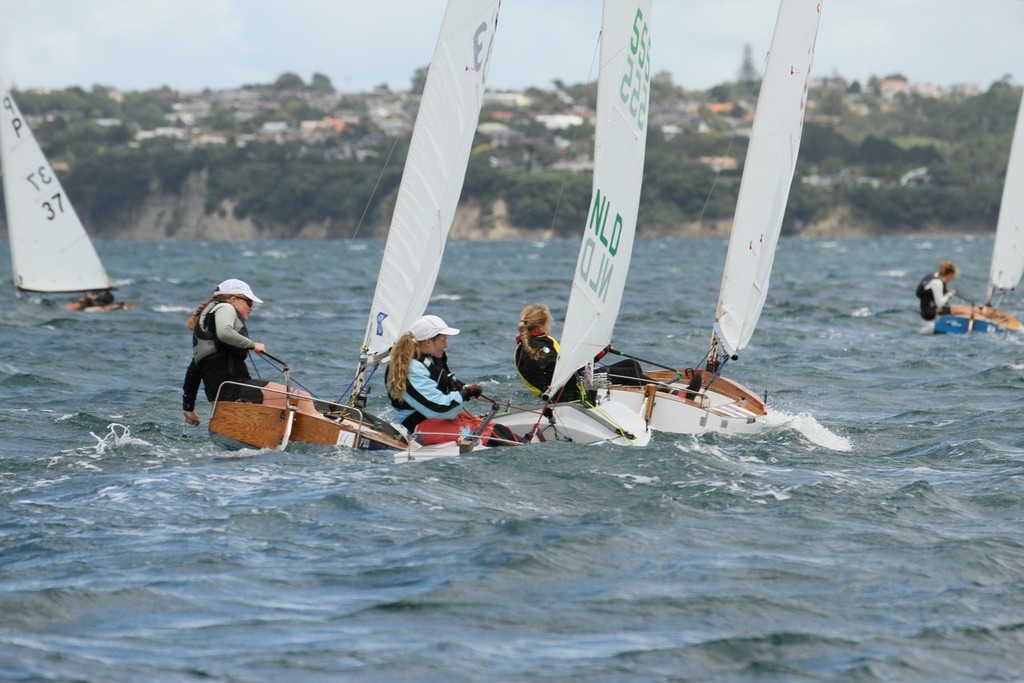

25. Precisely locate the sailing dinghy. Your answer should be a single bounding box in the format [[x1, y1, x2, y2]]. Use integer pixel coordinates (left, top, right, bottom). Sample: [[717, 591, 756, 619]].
[[934, 90, 1024, 334], [208, 0, 501, 454], [1, 78, 129, 310], [604, 0, 823, 435], [486, 0, 653, 450]]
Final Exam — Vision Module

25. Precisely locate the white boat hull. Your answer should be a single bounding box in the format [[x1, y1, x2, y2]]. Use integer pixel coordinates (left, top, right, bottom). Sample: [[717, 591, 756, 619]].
[[392, 400, 652, 463], [604, 369, 766, 435], [490, 400, 651, 447]]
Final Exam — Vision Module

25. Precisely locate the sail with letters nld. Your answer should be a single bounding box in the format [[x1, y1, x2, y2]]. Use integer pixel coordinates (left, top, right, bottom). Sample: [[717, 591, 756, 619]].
[[546, 0, 652, 397]]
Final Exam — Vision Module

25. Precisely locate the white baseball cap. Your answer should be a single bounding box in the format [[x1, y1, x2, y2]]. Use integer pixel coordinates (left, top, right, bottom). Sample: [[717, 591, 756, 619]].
[[409, 314, 460, 341], [214, 278, 263, 304]]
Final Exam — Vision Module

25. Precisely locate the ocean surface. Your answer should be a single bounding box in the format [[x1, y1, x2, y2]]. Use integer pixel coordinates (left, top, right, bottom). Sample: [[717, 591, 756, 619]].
[[2, 235, 1023, 682]]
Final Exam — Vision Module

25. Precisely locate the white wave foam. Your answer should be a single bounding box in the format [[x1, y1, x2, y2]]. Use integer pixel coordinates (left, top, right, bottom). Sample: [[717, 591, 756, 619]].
[[851, 307, 872, 318], [765, 410, 852, 452], [673, 438, 731, 460], [90, 423, 151, 454], [611, 473, 659, 488]]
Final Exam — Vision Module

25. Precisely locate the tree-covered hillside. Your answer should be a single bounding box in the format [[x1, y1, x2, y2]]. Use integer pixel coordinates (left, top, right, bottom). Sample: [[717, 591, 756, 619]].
[[1, 71, 1019, 238]]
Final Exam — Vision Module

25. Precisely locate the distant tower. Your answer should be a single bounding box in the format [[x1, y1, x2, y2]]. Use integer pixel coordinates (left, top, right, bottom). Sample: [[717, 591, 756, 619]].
[[738, 43, 758, 85]]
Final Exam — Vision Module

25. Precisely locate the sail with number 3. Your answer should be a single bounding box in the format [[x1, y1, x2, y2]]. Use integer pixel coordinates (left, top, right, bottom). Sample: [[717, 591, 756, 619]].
[[1, 78, 113, 295], [358, 0, 500, 370]]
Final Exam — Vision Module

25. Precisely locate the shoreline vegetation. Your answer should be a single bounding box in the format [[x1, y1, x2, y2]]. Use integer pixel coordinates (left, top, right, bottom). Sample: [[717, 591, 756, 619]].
[[1, 69, 1020, 241]]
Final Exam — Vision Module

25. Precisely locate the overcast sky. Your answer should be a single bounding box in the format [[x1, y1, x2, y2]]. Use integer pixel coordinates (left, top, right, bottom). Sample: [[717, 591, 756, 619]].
[[1, 0, 1021, 94]]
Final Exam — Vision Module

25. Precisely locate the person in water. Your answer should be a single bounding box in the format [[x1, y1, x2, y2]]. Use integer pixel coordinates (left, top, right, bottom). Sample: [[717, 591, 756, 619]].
[[181, 278, 315, 426], [64, 289, 133, 312], [385, 314, 518, 446], [916, 260, 957, 320], [514, 303, 652, 402]]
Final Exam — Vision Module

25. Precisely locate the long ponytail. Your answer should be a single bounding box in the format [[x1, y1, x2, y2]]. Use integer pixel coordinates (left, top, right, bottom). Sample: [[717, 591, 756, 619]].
[[386, 333, 419, 399], [187, 295, 232, 330], [517, 303, 552, 362]]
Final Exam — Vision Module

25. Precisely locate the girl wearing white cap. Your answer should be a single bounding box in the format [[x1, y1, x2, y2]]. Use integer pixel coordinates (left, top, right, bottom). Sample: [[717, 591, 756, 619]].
[[181, 279, 314, 426], [385, 315, 518, 446]]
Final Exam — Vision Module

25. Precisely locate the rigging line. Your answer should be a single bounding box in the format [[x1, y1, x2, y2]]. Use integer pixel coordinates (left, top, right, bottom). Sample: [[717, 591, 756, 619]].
[[545, 23, 602, 237], [696, 47, 772, 225], [604, 347, 678, 372], [347, 134, 403, 243], [248, 351, 319, 396], [952, 293, 978, 306], [529, 399, 552, 441], [337, 362, 378, 405], [345, 56, 434, 246]]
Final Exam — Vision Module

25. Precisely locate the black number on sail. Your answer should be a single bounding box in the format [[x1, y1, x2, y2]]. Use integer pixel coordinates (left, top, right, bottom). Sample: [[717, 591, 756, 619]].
[[42, 192, 64, 220], [2, 95, 22, 139], [25, 165, 53, 193]]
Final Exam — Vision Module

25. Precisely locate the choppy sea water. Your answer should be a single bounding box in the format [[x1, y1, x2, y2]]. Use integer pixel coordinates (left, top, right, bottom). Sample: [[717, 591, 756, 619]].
[[1, 235, 1023, 682]]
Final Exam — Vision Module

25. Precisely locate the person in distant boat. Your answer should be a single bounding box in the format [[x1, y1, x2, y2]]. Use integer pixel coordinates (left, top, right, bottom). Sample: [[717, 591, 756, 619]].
[[64, 289, 133, 312], [514, 303, 652, 402], [181, 278, 315, 427], [385, 314, 518, 447], [916, 260, 958, 320]]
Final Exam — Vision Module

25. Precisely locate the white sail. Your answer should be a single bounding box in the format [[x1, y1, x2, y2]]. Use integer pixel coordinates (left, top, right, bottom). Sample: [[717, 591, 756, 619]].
[[987, 90, 1024, 302], [547, 0, 652, 396], [361, 0, 499, 359], [1, 79, 111, 294], [712, 0, 822, 358]]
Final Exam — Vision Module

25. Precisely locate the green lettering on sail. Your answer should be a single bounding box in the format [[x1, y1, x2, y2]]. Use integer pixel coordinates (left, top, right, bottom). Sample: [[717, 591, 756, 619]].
[[619, 7, 651, 131], [578, 188, 622, 302]]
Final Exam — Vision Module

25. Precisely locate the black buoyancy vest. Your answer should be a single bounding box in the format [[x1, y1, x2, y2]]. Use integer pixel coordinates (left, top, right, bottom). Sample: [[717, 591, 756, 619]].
[[193, 302, 250, 365], [916, 273, 944, 320], [514, 334, 558, 397]]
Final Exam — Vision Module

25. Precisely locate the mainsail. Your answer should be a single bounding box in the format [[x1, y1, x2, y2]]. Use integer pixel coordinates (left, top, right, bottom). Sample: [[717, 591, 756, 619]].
[[1, 78, 112, 294], [712, 0, 822, 358], [360, 0, 500, 361], [986, 89, 1024, 304], [547, 0, 652, 396]]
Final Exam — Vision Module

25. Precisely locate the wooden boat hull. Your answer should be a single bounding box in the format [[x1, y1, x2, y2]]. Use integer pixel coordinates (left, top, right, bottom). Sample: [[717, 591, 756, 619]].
[[209, 401, 409, 452], [208, 382, 409, 452], [935, 304, 1021, 334], [605, 369, 766, 435]]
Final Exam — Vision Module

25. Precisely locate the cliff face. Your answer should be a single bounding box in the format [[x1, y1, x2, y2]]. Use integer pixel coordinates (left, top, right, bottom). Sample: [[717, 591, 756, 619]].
[[5, 170, 958, 241], [100, 171, 263, 240]]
